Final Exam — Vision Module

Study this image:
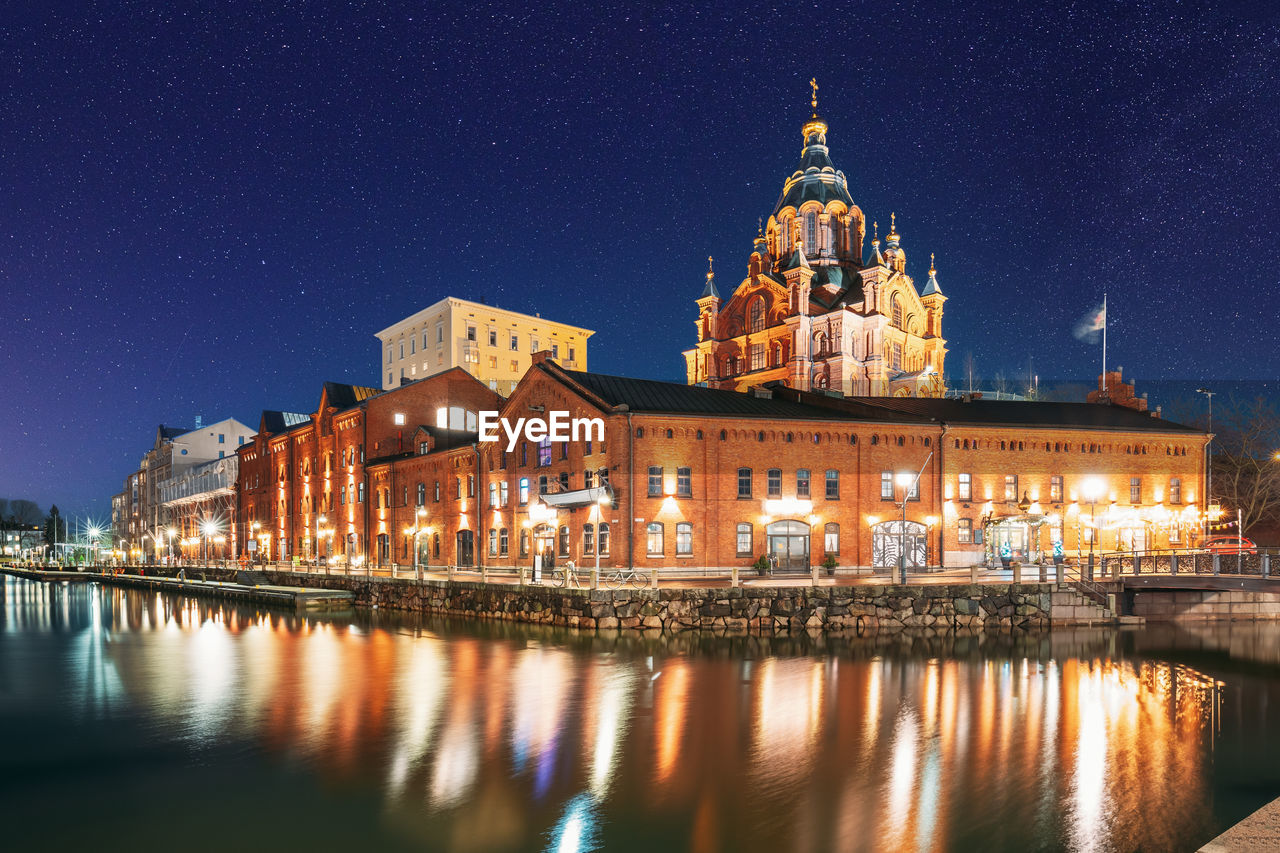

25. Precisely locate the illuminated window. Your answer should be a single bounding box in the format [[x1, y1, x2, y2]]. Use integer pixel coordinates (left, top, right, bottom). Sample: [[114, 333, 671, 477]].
[[677, 467, 691, 497], [646, 522, 664, 555], [1130, 477, 1141, 504], [519, 477, 529, 505], [750, 342, 765, 371], [824, 523, 839, 554], [393, 412, 405, 425], [736, 523, 752, 555], [958, 518, 972, 544], [1050, 475, 1063, 502], [796, 469, 810, 498], [676, 522, 692, 555], [1170, 478, 1182, 504], [1004, 475, 1018, 501], [881, 471, 894, 500], [958, 473, 972, 501], [488, 529, 497, 556], [598, 523, 610, 555], [537, 438, 552, 466]]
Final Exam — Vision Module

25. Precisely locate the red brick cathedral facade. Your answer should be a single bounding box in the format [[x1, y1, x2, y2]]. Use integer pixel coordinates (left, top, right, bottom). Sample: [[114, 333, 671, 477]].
[[684, 96, 946, 397]]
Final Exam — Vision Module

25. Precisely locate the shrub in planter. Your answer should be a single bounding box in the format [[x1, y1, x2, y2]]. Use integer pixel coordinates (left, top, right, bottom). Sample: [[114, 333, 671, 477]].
[[821, 554, 838, 576], [754, 555, 771, 576]]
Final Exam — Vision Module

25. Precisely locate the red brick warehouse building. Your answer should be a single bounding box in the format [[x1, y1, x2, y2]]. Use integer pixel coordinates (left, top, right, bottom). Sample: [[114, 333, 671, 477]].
[[236, 353, 1207, 574]]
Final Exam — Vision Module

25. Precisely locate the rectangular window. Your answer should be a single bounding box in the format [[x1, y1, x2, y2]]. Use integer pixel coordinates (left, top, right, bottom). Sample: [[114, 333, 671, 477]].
[[738, 468, 752, 498], [436, 323, 443, 343], [519, 478, 529, 505], [598, 523, 610, 555], [1130, 477, 1141, 504], [510, 334, 518, 351], [466, 325, 476, 341], [569, 347, 576, 362], [881, 471, 894, 500], [531, 337, 539, 353], [1169, 524, 1181, 544], [537, 438, 552, 467], [218, 433, 225, 444], [958, 473, 972, 501], [646, 522, 664, 556], [500, 481, 509, 507], [488, 329, 497, 347], [736, 523, 752, 556], [749, 343, 765, 371], [676, 522, 692, 555], [552, 344, 560, 359], [510, 359, 519, 372], [824, 523, 839, 554], [1004, 475, 1018, 502], [677, 466, 692, 497], [489, 482, 498, 508], [796, 469, 811, 499], [357, 483, 365, 503], [1050, 475, 1063, 503], [958, 518, 972, 544], [583, 524, 595, 555], [499, 528, 509, 556], [766, 468, 782, 498], [648, 466, 663, 497], [1170, 478, 1182, 504]]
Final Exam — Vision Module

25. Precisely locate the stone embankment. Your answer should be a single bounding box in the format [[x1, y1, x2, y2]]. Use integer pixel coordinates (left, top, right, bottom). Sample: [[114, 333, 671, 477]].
[[248, 572, 1111, 633]]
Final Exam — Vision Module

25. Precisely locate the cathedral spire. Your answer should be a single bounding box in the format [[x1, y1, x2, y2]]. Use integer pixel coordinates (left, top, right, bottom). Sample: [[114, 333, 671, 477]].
[[700, 255, 719, 299], [809, 77, 819, 118], [867, 220, 885, 267], [921, 253, 943, 296]]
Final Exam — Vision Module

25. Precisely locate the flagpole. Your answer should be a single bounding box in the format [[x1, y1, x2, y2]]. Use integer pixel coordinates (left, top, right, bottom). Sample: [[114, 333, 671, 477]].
[[1101, 292, 1107, 387]]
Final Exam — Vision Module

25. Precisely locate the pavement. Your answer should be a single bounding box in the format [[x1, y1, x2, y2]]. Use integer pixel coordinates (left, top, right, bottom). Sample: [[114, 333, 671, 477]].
[[1201, 796, 1280, 852]]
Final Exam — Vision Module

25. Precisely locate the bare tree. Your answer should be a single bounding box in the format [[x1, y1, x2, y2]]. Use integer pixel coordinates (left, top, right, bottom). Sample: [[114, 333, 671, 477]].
[[10, 500, 43, 526], [1210, 396, 1280, 532]]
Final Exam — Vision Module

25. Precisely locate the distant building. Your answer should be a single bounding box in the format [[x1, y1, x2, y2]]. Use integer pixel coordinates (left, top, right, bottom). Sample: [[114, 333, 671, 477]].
[[685, 91, 946, 397], [375, 296, 594, 395], [109, 417, 253, 561]]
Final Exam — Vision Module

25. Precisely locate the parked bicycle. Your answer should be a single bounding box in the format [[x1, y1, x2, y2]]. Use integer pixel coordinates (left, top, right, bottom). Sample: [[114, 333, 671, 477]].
[[604, 567, 648, 590], [550, 560, 585, 588]]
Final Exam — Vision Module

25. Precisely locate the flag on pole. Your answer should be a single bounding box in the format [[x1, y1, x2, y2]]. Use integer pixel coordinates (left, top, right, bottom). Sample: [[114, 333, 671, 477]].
[[1073, 302, 1106, 343]]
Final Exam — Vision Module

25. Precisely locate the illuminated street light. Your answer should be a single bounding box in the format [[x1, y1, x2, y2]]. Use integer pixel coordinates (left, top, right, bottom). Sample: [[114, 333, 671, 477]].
[[1081, 478, 1105, 579]]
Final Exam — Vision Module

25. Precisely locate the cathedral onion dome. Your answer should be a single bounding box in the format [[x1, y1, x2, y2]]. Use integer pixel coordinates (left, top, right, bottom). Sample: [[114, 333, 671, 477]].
[[771, 116, 854, 216], [921, 254, 943, 296]]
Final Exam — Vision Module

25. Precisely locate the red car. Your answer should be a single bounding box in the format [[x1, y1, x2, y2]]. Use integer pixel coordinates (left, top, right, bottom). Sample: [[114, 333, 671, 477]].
[[1202, 535, 1257, 554]]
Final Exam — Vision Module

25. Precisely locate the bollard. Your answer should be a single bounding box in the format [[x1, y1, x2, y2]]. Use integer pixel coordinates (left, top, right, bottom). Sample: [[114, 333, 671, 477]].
[[811, 563, 820, 587], [1264, 553, 1271, 579], [481, 565, 488, 584], [1170, 553, 1178, 576], [519, 565, 527, 585], [1213, 554, 1221, 576], [970, 563, 979, 584], [448, 562, 455, 581], [732, 564, 740, 589], [1055, 559, 1064, 586], [1011, 561, 1021, 586], [1039, 563, 1047, 583], [650, 567, 659, 589]]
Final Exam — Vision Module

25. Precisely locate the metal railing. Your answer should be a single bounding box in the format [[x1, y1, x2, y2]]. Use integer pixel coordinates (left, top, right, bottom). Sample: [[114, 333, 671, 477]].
[[1099, 547, 1279, 579]]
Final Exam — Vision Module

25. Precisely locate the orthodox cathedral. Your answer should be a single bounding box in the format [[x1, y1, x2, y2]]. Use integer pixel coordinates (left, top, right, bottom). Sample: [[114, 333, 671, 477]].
[[684, 82, 947, 397]]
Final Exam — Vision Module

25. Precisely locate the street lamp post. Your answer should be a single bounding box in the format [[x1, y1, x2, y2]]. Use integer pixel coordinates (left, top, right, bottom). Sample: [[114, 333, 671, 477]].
[[315, 515, 327, 573], [1196, 388, 1214, 542], [1082, 478, 1104, 581], [895, 471, 915, 585], [166, 528, 176, 565], [406, 508, 427, 580]]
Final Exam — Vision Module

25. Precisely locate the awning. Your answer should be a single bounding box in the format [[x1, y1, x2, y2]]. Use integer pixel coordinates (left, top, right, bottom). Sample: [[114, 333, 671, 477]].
[[538, 486, 613, 508]]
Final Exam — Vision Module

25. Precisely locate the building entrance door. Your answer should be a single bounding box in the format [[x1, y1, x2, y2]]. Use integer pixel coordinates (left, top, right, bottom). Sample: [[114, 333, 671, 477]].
[[456, 530, 474, 567], [872, 521, 927, 568], [767, 520, 811, 573]]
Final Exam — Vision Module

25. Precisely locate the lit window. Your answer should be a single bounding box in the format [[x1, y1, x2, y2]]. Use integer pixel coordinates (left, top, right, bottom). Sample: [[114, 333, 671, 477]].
[[824, 523, 839, 554], [958, 473, 972, 501], [881, 471, 894, 500], [736, 523, 752, 555], [958, 518, 972, 544], [749, 299, 765, 333], [796, 469, 810, 499], [1004, 475, 1018, 501], [1050, 475, 1063, 502], [1170, 478, 1182, 504], [598, 523, 610, 555], [646, 522, 664, 555], [1130, 477, 1141, 504], [676, 523, 692, 555], [393, 412, 405, 426]]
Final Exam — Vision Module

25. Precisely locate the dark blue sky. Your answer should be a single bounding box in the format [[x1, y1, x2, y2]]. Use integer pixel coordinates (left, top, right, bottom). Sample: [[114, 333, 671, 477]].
[[3, 0, 1278, 519]]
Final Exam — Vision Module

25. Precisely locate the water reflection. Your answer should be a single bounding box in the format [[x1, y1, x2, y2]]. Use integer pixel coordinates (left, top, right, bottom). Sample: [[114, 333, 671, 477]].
[[2, 575, 1278, 852]]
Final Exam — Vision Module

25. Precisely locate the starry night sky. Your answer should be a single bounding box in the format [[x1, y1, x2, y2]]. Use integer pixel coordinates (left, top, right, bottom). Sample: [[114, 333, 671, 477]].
[[3, 0, 1278, 519]]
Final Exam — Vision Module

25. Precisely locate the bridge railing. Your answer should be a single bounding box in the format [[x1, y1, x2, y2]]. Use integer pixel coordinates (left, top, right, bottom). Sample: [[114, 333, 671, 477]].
[[1100, 547, 1280, 579]]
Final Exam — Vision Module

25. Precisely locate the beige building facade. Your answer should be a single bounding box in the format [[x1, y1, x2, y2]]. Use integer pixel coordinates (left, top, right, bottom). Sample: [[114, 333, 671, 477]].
[[375, 297, 594, 395]]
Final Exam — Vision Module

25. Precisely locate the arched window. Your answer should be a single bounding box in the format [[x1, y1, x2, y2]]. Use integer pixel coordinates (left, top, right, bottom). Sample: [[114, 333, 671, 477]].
[[736, 523, 753, 555], [583, 523, 595, 555], [519, 528, 530, 557], [805, 211, 816, 249], [646, 522, 664, 555], [558, 525, 570, 557], [824, 523, 840, 555], [892, 294, 903, 328], [598, 522, 610, 555], [499, 528, 509, 556], [749, 298, 765, 333], [676, 522, 693, 555], [488, 528, 498, 556]]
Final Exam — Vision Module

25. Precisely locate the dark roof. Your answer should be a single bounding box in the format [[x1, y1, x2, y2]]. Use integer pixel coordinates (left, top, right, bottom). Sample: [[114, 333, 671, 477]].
[[771, 128, 854, 215], [368, 426, 477, 465], [322, 381, 380, 410], [261, 410, 310, 434], [159, 425, 193, 440], [700, 273, 719, 299], [561, 370, 926, 422], [848, 397, 1204, 433]]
